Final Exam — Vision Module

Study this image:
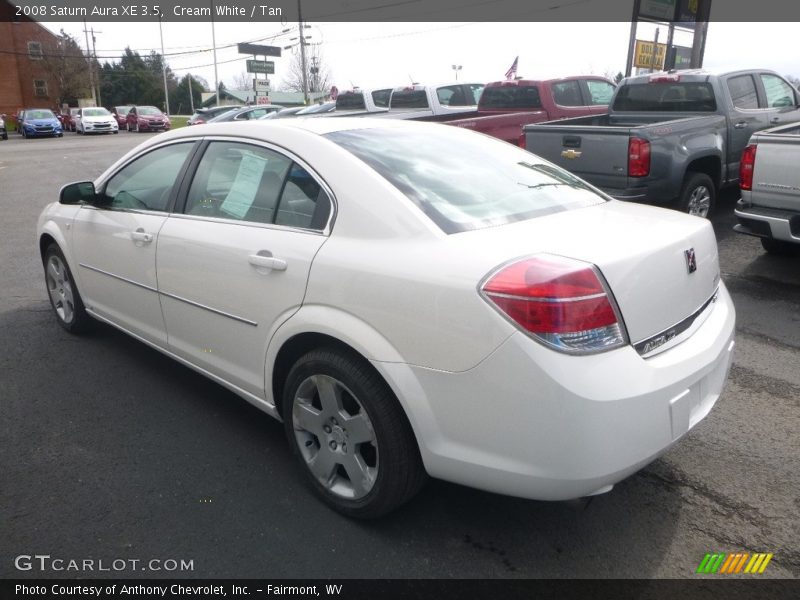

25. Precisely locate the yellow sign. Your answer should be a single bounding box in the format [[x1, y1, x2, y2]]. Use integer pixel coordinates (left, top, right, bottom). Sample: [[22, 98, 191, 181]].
[[634, 40, 667, 69]]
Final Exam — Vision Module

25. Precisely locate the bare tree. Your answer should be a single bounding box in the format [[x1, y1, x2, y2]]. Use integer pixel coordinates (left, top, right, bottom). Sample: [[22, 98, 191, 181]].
[[281, 44, 332, 97], [40, 30, 92, 106], [230, 71, 252, 90], [786, 75, 800, 90]]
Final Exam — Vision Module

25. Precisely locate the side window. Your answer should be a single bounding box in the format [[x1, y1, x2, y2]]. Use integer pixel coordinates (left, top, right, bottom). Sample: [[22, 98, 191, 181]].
[[275, 164, 331, 230], [102, 143, 194, 211], [185, 142, 292, 224], [760, 74, 797, 108], [437, 85, 467, 107], [465, 83, 484, 104], [552, 81, 584, 106], [585, 80, 615, 105], [371, 89, 391, 108], [727, 75, 759, 109]]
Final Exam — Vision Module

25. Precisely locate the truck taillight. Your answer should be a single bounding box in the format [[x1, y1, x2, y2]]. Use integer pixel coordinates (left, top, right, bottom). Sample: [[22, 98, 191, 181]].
[[518, 132, 526, 149], [739, 144, 757, 191], [628, 137, 650, 177], [481, 255, 627, 354]]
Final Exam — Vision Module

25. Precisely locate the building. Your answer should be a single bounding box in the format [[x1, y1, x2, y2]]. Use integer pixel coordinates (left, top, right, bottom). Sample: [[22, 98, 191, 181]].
[[200, 88, 329, 109], [0, 1, 62, 117]]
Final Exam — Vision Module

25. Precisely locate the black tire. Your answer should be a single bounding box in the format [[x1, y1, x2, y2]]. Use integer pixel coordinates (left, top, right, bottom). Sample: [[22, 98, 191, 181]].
[[282, 347, 426, 518], [677, 172, 715, 218], [760, 238, 800, 256], [43, 244, 93, 334]]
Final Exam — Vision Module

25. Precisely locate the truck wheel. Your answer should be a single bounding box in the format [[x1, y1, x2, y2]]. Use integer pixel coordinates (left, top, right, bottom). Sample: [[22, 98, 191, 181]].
[[760, 238, 799, 256], [678, 172, 715, 218]]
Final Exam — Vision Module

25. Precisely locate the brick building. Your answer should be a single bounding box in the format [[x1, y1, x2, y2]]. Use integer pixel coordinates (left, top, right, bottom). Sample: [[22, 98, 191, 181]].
[[0, 1, 62, 117]]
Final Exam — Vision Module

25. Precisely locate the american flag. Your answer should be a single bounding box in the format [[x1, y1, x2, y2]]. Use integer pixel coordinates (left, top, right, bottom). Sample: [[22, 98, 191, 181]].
[[505, 56, 519, 80]]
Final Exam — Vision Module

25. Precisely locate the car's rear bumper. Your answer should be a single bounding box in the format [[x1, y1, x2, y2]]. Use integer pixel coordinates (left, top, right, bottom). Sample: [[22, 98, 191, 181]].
[[379, 282, 735, 501], [734, 199, 800, 245]]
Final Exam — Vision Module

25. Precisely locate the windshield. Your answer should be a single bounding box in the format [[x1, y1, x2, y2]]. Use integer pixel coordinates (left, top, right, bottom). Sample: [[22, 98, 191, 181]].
[[84, 108, 110, 116], [326, 127, 606, 234], [26, 110, 55, 120], [137, 106, 163, 116], [613, 82, 717, 111]]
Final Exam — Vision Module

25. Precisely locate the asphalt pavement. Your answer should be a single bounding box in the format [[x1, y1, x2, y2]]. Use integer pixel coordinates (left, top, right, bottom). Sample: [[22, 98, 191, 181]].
[[1, 131, 798, 579]]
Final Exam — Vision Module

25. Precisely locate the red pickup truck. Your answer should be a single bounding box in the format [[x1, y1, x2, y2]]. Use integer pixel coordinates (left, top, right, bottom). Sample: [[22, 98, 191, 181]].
[[449, 76, 616, 145]]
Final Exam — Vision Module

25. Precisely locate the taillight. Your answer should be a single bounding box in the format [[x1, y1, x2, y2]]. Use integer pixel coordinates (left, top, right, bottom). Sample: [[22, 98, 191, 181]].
[[518, 131, 526, 149], [481, 255, 627, 354], [628, 137, 650, 177], [739, 144, 757, 191]]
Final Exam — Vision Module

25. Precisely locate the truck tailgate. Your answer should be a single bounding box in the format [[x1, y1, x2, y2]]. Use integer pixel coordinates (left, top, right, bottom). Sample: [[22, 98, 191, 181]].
[[524, 123, 633, 191]]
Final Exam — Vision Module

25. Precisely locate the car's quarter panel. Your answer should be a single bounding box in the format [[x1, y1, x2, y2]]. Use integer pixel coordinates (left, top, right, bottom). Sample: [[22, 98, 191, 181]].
[[156, 217, 326, 397], [389, 282, 735, 501], [71, 207, 169, 343]]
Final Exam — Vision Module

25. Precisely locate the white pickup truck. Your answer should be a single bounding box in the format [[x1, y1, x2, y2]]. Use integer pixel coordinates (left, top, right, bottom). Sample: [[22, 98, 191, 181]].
[[735, 122, 800, 254]]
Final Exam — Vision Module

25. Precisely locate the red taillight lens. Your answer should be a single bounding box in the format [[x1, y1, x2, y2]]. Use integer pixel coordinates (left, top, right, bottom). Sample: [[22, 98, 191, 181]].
[[739, 144, 757, 191], [481, 255, 627, 353], [518, 131, 526, 149], [628, 137, 650, 177]]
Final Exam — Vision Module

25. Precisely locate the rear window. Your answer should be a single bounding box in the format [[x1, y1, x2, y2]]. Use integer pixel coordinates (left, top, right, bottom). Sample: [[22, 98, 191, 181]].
[[613, 82, 717, 112], [390, 90, 429, 109], [480, 86, 543, 109], [326, 127, 605, 234], [336, 92, 366, 110]]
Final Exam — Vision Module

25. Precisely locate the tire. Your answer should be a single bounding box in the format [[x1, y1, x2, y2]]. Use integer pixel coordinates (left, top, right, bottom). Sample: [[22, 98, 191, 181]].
[[43, 244, 93, 334], [282, 347, 426, 518], [677, 172, 715, 218], [760, 238, 800, 256]]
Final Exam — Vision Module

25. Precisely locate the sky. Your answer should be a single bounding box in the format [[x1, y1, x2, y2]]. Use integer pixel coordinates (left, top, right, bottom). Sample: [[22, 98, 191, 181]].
[[40, 20, 800, 96]]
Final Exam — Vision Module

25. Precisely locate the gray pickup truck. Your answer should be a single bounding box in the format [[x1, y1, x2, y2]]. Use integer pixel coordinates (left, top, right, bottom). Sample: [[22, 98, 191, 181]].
[[734, 122, 800, 254], [523, 69, 800, 217]]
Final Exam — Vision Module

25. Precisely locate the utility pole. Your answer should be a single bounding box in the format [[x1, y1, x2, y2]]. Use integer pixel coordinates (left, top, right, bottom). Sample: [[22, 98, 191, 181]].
[[159, 16, 170, 114], [90, 28, 101, 105], [82, 19, 97, 105], [188, 73, 195, 113], [211, 0, 220, 105], [298, 0, 308, 104]]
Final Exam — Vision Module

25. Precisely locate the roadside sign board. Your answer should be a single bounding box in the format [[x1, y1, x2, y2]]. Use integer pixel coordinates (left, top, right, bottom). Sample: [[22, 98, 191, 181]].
[[238, 43, 281, 57], [634, 40, 693, 69], [254, 79, 270, 91], [247, 60, 275, 74], [256, 96, 271, 105]]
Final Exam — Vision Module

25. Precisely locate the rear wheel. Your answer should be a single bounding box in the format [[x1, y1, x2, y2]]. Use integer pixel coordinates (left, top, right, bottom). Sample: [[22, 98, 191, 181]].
[[282, 347, 426, 518], [43, 244, 93, 333], [677, 172, 715, 218], [760, 238, 800, 256]]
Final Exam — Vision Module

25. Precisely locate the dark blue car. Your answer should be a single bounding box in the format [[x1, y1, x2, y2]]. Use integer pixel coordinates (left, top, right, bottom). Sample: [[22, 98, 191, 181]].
[[19, 108, 63, 139]]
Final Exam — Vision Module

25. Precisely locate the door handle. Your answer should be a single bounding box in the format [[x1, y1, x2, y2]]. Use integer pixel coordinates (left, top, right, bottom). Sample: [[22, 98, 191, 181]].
[[734, 122, 747, 129], [249, 252, 287, 271], [769, 116, 780, 123], [130, 229, 153, 244]]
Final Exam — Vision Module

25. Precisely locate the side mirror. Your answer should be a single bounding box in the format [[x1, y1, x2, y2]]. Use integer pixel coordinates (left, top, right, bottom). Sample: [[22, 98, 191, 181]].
[[60, 181, 97, 205]]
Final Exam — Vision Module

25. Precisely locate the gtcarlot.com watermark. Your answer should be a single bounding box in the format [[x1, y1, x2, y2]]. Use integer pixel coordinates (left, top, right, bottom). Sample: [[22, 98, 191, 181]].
[[14, 554, 194, 573]]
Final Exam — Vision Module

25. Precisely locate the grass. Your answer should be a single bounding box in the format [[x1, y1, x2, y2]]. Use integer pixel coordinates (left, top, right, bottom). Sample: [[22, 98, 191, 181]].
[[170, 116, 189, 129]]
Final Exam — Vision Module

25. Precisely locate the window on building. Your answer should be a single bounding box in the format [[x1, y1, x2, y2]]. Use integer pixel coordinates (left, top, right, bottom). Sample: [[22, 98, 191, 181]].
[[34, 80, 48, 97], [28, 41, 43, 59]]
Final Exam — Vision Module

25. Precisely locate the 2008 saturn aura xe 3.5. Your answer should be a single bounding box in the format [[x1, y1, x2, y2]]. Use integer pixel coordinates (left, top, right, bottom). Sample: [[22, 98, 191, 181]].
[[38, 118, 735, 518]]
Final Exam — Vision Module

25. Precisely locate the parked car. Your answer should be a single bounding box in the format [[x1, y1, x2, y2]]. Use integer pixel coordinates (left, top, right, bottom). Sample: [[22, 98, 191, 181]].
[[448, 76, 616, 145], [523, 69, 800, 217], [296, 101, 337, 115], [334, 87, 392, 113], [111, 105, 133, 128], [382, 82, 485, 121], [38, 118, 735, 518], [126, 106, 171, 132], [268, 106, 306, 119], [0, 114, 7, 140], [207, 105, 285, 123], [187, 105, 241, 125], [60, 107, 80, 132], [734, 122, 800, 254], [18, 108, 63, 138], [75, 107, 119, 135]]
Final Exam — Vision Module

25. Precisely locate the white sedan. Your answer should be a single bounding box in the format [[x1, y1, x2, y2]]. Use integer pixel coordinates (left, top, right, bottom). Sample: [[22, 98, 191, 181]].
[[75, 107, 119, 135], [37, 118, 735, 518]]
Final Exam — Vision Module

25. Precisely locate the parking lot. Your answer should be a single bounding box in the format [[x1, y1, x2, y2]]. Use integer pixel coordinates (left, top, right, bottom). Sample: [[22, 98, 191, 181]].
[[1, 131, 798, 579]]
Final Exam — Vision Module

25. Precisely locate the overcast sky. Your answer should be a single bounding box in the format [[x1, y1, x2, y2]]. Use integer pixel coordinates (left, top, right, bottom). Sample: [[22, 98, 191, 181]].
[[41, 20, 800, 96]]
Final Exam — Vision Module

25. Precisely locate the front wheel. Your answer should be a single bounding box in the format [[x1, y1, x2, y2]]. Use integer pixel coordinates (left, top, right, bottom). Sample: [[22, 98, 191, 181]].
[[677, 172, 715, 218], [43, 244, 93, 333], [282, 348, 426, 518]]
